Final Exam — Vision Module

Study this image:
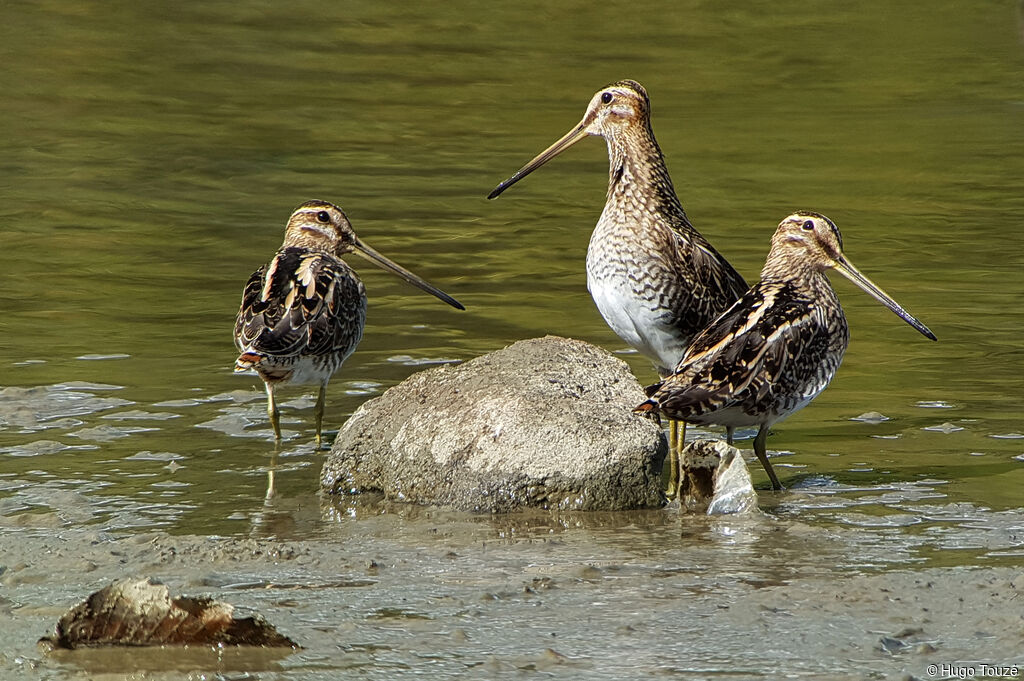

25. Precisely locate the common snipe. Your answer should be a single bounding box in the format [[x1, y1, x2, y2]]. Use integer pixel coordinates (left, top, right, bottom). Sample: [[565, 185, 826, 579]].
[[636, 212, 936, 490], [488, 80, 748, 478], [234, 200, 464, 446]]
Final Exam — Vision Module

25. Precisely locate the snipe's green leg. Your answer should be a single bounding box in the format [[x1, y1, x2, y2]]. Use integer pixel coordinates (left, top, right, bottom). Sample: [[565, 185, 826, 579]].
[[266, 383, 282, 441], [314, 383, 327, 449], [753, 425, 782, 491]]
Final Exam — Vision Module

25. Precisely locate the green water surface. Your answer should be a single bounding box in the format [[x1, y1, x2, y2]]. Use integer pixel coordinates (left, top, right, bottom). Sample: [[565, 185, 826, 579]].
[[1, 1, 1022, 538]]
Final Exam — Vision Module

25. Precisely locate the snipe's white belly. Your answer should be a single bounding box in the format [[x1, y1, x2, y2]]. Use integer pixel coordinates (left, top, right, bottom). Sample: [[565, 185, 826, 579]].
[[586, 247, 688, 375]]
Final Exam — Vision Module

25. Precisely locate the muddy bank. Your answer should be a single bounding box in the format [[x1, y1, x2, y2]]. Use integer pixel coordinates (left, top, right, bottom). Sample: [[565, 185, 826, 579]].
[[3, 499, 1023, 680]]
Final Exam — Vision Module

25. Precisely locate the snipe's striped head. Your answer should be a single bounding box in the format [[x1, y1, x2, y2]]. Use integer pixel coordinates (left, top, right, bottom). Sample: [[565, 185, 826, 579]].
[[769, 211, 937, 341], [283, 200, 357, 254], [768, 211, 845, 273], [578, 79, 652, 136]]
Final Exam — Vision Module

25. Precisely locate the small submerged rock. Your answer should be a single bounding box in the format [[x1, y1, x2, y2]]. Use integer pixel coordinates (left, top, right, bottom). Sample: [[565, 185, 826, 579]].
[[320, 336, 667, 512], [39, 577, 298, 650], [922, 422, 965, 434], [850, 411, 890, 423], [678, 440, 758, 515]]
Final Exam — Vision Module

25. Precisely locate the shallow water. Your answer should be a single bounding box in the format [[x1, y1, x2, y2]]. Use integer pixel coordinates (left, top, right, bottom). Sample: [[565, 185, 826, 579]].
[[1, 1, 1023, 678]]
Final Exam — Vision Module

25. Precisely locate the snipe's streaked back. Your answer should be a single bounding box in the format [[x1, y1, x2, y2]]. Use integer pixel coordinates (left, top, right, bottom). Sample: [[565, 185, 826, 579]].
[[234, 200, 464, 447], [636, 212, 937, 490], [489, 79, 748, 376]]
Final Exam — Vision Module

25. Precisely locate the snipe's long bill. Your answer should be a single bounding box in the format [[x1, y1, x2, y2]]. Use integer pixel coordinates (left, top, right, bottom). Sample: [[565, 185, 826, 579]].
[[830, 253, 934, 340], [352, 239, 464, 311], [487, 114, 593, 200], [636, 211, 936, 491], [234, 199, 463, 448]]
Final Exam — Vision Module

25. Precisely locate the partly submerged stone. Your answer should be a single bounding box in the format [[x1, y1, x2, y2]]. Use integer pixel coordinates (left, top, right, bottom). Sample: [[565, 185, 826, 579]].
[[679, 439, 758, 515], [39, 577, 298, 649], [320, 336, 667, 512]]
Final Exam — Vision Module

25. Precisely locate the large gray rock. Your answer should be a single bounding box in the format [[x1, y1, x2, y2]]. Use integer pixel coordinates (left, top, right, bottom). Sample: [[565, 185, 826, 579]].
[[320, 336, 667, 512]]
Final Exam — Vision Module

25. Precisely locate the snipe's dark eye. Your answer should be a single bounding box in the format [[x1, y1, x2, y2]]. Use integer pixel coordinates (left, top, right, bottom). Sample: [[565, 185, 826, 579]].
[[601, 92, 613, 104], [801, 219, 815, 231], [316, 211, 331, 224]]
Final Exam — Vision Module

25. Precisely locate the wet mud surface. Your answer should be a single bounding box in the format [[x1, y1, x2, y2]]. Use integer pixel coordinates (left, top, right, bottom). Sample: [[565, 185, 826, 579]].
[[3, 378, 1024, 679], [3, 494, 1023, 680]]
